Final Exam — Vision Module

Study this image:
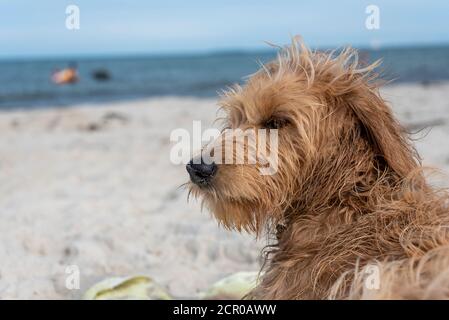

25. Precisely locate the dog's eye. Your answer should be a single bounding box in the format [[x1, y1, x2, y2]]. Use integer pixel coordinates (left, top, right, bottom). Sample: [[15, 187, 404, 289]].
[[262, 118, 289, 129]]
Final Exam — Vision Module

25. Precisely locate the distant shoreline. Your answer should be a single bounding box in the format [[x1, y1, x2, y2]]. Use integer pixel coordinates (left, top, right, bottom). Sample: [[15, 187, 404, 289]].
[[1, 80, 449, 112], [2, 45, 449, 110]]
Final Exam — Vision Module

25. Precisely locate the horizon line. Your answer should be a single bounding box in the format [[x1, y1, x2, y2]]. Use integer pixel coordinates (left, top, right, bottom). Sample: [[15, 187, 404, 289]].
[[1, 41, 449, 62]]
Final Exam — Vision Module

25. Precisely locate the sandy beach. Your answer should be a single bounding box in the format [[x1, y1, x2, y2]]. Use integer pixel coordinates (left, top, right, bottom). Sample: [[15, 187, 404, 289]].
[[0, 82, 448, 299]]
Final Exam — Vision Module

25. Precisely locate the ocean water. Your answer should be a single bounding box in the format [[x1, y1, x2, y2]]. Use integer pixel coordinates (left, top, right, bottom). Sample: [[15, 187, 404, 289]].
[[0, 45, 448, 109]]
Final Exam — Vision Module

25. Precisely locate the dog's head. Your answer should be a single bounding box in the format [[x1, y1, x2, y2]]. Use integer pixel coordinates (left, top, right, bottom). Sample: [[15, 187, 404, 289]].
[[187, 38, 418, 234]]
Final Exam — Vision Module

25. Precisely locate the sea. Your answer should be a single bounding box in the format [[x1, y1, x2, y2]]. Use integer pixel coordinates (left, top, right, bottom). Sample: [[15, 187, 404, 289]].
[[0, 45, 448, 109]]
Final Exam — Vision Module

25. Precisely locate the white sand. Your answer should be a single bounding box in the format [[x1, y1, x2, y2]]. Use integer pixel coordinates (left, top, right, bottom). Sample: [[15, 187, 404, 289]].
[[0, 82, 448, 299]]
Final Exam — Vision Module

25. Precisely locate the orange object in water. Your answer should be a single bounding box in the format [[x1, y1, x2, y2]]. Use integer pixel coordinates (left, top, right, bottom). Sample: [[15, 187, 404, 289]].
[[51, 68, 78, 84]]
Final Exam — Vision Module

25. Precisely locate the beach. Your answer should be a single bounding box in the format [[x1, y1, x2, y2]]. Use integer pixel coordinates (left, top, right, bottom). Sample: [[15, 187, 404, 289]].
[[0, 82, 448, 299]]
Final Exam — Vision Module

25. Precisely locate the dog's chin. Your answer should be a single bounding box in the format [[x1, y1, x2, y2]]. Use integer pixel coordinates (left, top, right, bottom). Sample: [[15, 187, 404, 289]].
[[187, 179, 214, 195], [187, 178, 273, 233], [202, 195, 270, 234], [187, 180, 219, 208]]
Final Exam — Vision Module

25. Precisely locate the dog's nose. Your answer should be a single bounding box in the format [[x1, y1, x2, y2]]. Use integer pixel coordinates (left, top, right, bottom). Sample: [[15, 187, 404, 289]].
[[186, 157, 217, 186]]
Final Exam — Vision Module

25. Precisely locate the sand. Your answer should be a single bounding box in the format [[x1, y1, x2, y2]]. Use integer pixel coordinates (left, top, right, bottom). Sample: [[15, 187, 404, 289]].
[[0, 82, 448, 299]]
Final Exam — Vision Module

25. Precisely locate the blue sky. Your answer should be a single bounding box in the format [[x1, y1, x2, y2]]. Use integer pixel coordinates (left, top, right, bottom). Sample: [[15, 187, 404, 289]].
[[1, 0, 448, 58]]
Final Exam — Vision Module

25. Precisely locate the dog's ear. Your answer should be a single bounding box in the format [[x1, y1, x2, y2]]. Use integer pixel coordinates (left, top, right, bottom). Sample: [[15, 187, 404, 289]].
[[346, 88, 419, 178]]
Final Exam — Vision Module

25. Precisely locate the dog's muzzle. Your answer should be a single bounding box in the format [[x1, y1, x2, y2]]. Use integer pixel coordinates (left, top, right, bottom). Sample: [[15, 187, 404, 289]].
[[186, 157, 217, 187]]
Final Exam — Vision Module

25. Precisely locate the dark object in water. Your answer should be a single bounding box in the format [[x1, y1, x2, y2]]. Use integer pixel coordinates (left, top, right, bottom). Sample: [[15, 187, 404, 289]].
[[92, 69, 111, 81]]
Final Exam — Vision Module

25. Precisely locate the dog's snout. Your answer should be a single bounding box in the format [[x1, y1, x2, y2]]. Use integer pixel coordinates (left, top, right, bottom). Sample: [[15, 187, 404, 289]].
[[186, 158, 217, 186]]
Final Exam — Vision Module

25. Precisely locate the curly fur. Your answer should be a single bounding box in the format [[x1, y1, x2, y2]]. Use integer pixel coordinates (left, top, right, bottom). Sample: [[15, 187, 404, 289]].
[[187, 37, 449, 299]]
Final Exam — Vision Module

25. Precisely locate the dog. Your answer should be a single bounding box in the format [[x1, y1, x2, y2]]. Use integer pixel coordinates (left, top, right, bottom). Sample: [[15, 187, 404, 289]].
[[186, 38, 449, 299]]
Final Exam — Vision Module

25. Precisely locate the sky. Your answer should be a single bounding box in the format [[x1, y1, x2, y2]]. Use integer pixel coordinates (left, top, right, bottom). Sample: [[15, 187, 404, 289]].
[[0, 0, 448, 58]]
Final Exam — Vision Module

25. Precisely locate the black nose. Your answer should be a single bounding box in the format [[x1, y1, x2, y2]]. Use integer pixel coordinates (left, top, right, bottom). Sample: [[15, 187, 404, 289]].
[[186, 157, 217, 186]]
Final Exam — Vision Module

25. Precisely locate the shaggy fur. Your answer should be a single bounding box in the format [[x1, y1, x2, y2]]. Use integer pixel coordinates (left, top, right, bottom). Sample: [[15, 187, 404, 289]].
[[187, 38, 449, 299]]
